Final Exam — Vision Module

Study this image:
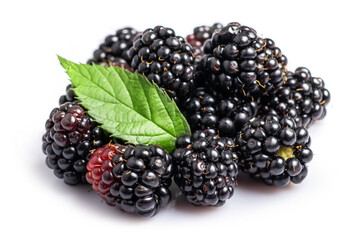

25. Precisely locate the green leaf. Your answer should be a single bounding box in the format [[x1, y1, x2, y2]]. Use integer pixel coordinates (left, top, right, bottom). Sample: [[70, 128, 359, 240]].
[[58, 56, 191, 152]]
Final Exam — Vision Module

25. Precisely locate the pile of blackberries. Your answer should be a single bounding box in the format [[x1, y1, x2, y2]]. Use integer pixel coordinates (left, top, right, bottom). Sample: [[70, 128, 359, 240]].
[[42, 22, 330, 217]]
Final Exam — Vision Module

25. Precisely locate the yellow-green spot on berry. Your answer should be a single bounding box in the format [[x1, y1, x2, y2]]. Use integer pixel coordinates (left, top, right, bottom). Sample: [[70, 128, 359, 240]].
[[276, 146, 295, 161]]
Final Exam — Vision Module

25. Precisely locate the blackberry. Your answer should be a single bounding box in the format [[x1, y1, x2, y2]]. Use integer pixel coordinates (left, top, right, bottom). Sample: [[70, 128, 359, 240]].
[[200, 22, 288, 96], [86, 143, 173, 218], [127, 25, 196, 100], [42, 102, 107, 185], [87, 27, 138, 69], [260, 67, 331, 127], [59, 84, 76, 105], [236, 115, 313, 187], [186, 23, 223, 58], [181, 87, 258, 137], [173, 129, 238, 206]]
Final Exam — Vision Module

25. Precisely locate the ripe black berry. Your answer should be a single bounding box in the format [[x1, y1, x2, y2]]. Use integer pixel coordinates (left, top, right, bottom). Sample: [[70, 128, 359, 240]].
[[42, 102, 107, 185], [127, 26, 196, 101], [236, 115, 312, 187], [260, 67, 331, 127], [86, 143, 173, 218], [200, 22, 288, 96], [173, 129, 238, 206]]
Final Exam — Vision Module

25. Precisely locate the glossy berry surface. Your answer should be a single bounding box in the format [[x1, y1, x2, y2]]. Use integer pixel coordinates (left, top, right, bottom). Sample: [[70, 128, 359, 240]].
[[186, 23, 223, 59], [260, 67, 331, 127], [173, 129, 238, 206], [86, 144, 173, 218], [236, 114, 312, 187], [59, 84, 76, 105], [127, 25, 196, 101], [42, 102, 107, 185], [200, 22, 288, 96], [180, 86, 259, 137], [87, 27, 138, 70]]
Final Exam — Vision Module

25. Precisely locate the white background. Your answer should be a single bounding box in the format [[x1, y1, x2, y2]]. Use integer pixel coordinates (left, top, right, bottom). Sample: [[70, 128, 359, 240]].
[[1, 0, 359, 239]]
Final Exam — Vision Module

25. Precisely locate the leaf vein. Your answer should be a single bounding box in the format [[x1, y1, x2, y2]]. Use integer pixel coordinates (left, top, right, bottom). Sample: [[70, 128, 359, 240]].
[[81, 94, 175, 137]]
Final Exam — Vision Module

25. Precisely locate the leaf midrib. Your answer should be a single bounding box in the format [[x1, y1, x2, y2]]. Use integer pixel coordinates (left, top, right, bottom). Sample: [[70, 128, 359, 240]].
[[74, 67, 176, 139]]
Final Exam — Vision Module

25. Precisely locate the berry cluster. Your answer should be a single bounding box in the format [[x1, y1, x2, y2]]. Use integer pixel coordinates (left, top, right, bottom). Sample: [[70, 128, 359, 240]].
[[128, 26, 196, 101], [42, 102, 107, 185], [86, 143, 173, 217], [173, 129, 238, 206], [200, 22, 287, 96], [260, 67, 331, 127], [236, 115, 312, 187], [43, 22, 331, 218]]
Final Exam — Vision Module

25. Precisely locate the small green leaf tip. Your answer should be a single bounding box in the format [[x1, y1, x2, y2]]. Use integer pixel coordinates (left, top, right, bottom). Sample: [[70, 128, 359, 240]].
[[58, 55, 71, 69]]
